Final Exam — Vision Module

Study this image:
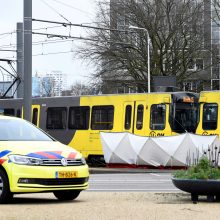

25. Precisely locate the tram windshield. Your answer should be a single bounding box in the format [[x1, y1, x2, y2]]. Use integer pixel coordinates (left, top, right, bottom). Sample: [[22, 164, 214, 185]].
[[169, 93, 199, 133]]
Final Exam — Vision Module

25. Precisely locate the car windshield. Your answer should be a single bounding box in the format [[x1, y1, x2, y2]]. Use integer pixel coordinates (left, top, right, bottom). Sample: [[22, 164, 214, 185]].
[[0, 118, 53, 141]]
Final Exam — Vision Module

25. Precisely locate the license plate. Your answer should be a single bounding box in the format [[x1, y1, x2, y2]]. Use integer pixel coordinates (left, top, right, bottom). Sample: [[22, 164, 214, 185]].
[[56, 171, 78, 178]]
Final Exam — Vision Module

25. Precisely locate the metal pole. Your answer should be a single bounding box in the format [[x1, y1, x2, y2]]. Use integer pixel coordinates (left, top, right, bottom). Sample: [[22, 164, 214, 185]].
[[210, 2, 213, 91], [16, 22, 24, 98], [23, 0, 32, 121], [147, 34, 150, 93], [128, 26, 151, 93]]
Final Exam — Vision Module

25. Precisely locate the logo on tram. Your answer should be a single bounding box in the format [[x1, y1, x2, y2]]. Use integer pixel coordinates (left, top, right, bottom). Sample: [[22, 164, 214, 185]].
[[149, 131, 165, 137]]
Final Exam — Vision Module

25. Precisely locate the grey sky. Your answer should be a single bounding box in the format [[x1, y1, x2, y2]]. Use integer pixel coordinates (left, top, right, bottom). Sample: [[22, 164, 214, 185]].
[[0, 0, 97, 87]]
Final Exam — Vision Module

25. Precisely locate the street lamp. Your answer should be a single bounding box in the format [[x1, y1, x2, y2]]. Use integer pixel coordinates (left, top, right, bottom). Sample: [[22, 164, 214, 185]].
[[129, 25, 151, 93]]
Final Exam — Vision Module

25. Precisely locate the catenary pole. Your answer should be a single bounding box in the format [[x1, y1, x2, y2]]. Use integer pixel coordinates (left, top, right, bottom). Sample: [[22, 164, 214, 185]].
[[23, 0, 32, 121], [16, 22, 24, 99]]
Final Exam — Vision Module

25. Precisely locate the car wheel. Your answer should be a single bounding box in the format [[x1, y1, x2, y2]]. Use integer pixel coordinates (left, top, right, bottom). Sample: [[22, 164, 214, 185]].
[[0, 169, 13, 203], [53, 190, 81, 201]]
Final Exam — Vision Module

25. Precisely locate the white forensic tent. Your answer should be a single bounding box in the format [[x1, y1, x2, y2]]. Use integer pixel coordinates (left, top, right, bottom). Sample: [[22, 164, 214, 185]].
[[100, 132, 219, 167]]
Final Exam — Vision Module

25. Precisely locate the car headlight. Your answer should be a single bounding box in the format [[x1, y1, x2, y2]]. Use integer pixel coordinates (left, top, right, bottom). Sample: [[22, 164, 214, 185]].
[[8, 155, 42, 165], [81, 157, 87, 165]]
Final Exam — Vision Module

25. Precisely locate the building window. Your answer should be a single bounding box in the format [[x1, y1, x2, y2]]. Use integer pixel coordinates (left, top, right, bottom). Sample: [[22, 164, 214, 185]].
[[202, 103, 218, 130], [188, 58, 195, 70], [46, 107, 67, 129], [124, 105, 132, 130], [183, 82, 193, 91], [117, 14, 125, 29], [150, 104, 166, 130], [136, 105, 144, 130], [68, 106, 90, 130], [195, 59, 204, 70], [91, 105, 114, 130], [32, 108, 38, 126]]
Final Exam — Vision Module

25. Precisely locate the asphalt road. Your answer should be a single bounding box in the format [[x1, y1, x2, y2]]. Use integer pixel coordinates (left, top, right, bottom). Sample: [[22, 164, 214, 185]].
[[88, 171, 179, 192]]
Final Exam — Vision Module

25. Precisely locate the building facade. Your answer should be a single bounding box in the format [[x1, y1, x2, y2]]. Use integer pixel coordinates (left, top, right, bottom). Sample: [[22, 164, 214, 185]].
[[32, 71, 67, 97], [45, 71, 67, 97], [106, 0, 220, 93]]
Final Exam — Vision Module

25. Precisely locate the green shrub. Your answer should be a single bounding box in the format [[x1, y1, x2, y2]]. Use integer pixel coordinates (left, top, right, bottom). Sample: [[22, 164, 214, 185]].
[[173, 156, 220, 180]]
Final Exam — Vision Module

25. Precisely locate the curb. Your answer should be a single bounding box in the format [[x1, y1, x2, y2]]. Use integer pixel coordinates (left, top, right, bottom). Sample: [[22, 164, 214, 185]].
[[89, 167, 176, 174]]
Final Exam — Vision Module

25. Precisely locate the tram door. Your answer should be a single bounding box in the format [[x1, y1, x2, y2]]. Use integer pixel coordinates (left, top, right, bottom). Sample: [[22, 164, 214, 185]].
[[123, 102, 135, 133], [21, 105, 40, 127], [134, 101, 146, 136], [31, 105, 40, 127]]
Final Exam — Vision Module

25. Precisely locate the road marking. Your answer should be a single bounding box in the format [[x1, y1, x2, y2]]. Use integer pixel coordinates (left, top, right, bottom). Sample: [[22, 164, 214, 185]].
[[150, 173, 160, 177]]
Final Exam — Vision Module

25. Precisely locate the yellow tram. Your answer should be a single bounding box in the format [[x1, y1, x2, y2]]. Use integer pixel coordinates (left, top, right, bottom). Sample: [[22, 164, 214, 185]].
[[196, 91, 220, 136], [0, 92, 199, 162]]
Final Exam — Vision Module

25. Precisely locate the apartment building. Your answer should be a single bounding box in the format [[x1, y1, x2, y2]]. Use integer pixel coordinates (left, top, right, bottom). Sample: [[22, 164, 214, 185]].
[[105, 0, 220, 93]]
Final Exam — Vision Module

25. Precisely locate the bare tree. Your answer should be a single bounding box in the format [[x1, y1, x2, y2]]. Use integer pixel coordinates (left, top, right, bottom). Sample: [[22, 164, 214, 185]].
[[41, 77, 55, 97], [64, 81, 100, 96], [77, 0, 213, 92]]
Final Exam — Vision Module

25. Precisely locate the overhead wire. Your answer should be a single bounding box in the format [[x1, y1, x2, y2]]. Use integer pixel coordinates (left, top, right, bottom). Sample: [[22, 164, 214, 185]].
[[0, 34, 99, 49], [0, 0, 99, 52], [49, 0, 95, 17], [32, 38, 73, 46], [0, 12, 128, 50], [33, 50, 73, 56], [0, 33, 14, 40], [0, 0, 96, 87], [0, 24, 65, 41], [0, 31, 16, 37], [0, 2, 123, 59], [0, 57, 16, 60], [0, 25, 64, 38], [32, 18, 128, 32], [40, 0, 72, 23], [0, 30, 131, 57], [0, 25, 68, 49], [0, 49, 17, 52], [0, 39, 72, 49], [32, 24, 64, 31], [32, 31, 130, 45], [0, 44, 16, 49]]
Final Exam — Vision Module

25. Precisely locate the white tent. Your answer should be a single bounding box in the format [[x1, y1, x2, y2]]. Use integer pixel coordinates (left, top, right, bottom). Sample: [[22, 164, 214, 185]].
[[100, 132, 127, 164], [100, 132, 149, 164], [100, 132, 219, 167]]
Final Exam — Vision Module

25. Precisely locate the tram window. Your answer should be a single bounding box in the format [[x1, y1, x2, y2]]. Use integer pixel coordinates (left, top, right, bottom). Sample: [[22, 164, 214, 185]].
[[91, 105, 114, 130], [202, 103, 218, 130], [0, 108, 15, 116], [32, 108, 38, 126], [136, 105, 144, 130], [150, 104, 166, 130], [46, 107, 67, 129], [124, 105, 132, 130], [69, 106, 90, 130]]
